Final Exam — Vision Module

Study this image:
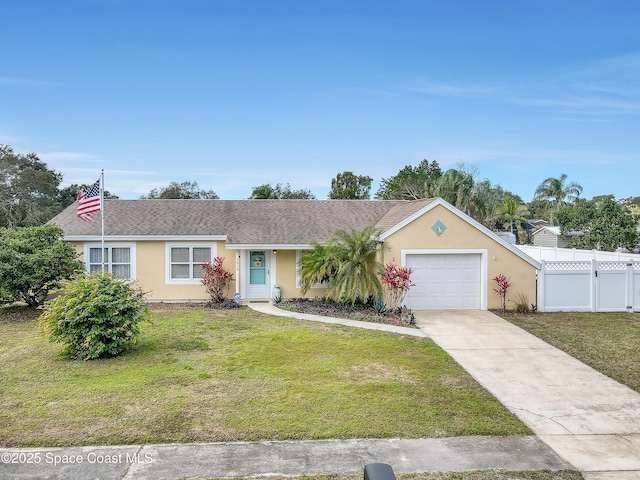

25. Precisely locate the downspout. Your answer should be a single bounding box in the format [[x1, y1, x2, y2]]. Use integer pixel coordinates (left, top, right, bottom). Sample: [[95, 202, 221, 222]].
[[235, 251, 241, 299]]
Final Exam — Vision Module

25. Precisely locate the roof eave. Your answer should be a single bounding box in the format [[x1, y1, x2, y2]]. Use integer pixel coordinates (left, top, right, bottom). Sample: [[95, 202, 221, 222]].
[[64, 235, 228, 242], [225, 243, 315, 250]]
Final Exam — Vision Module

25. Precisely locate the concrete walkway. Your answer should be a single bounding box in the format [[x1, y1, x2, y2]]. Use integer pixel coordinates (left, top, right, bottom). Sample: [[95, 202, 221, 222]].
[[413, 310, 640, 480], [0, 436, 570, 479], [249, 302, 429, 337]]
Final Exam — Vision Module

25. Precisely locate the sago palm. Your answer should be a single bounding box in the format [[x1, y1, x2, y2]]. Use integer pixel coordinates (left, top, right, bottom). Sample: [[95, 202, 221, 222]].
[[299, 243, 337, 294], [328, 226, 385, 304], [299, 226, 385, 304]]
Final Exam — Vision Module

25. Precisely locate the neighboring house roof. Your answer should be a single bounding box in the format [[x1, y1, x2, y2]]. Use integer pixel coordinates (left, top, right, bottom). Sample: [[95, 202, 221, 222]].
[[527, 219, 549, 228], [532, 226, 582, 237], [533, 226, 562, 237]]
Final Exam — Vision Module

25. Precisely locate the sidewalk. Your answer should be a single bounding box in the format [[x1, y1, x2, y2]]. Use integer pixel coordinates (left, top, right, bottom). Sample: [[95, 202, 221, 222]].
[[0, 436, 571, 479], [413, 310, 640, 479]]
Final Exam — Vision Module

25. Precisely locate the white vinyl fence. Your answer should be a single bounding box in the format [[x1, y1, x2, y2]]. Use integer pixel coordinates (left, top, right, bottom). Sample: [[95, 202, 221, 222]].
[[538, 260, 640, 312], [518, 244, 640, 262]]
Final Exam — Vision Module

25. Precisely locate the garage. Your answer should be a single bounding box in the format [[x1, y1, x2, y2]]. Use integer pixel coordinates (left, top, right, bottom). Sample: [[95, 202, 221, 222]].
[[404, 253, 483, 310]]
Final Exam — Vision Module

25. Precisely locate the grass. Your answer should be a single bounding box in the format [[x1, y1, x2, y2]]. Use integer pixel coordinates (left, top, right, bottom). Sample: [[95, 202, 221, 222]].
[[0, 305, 529, 447], [503, 311, 640, 393]]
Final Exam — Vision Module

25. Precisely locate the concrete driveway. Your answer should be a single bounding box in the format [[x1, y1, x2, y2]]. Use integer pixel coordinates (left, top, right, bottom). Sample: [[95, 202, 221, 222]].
[[414, 309, 640, 479]]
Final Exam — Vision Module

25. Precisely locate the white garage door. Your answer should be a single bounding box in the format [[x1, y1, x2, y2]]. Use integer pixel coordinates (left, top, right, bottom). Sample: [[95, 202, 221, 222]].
[[404, 254, 482, 310]]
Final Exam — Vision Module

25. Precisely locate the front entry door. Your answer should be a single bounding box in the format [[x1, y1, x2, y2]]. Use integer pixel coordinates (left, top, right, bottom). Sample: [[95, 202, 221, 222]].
[[247, 250, 270, 298]]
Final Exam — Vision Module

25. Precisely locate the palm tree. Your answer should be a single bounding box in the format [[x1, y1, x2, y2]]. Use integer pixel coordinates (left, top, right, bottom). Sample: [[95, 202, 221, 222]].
[[434, 165, 503, 226], [534, 174, 583, 224], [468, 180, 504, 226], [299, 226, 385, 304], [435, 168, 475, 212], [496, 196, 528, 234]]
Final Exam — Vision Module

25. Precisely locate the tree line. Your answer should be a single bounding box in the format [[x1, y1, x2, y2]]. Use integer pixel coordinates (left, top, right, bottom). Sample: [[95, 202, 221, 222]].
[[0, 145, 118, 228], [2, 144, 639, 251]]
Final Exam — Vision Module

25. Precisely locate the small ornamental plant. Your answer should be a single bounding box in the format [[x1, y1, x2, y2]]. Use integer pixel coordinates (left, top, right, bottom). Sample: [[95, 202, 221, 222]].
[[381, 263, 415, 311], [201, 257, 235, 303], [39, 272, 149, 360], [492, 274, 513, 312]]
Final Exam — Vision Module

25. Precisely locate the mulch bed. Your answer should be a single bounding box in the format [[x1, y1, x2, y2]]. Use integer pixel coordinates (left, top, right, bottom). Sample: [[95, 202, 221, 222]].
[[147, 300, 243, 311], [279, 298, 415, 327], [145, 298, 414, 326]]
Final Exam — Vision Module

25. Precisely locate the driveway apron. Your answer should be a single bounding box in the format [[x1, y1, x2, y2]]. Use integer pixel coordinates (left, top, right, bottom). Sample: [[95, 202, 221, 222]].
[[414, 310, 640, 478]]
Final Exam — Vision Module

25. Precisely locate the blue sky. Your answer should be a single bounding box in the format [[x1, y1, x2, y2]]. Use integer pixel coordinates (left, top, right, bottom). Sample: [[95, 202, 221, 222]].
[[2, 0, 639, 201]]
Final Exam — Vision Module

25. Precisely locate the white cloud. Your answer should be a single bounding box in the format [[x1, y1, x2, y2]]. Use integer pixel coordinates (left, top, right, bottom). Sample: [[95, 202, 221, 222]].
[[40, 151, 98, 163], [0, 133, 25, 145], [512, 94, 640, 115], [398, 79, 496, 97], [0, 76, 59, 87], [508, 53, 640, 116], [428, 145, 635, 168]]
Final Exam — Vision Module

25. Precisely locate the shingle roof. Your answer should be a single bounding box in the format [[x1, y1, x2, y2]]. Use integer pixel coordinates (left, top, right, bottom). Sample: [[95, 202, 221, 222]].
[[375, 198, 436, 231], [50, 199, 428, 245]]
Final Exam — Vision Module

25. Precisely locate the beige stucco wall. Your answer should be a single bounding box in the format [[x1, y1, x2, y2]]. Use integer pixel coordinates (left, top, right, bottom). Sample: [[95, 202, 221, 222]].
[[383, 204, 538, 310], [70, 203, 537, 309], [73, 240, 234, 302], [271, 249, 328, 300], [137, 240, 234, 301], [72, 240, 323, 302], [71, 241, 83, 258], [274, 250, 297, 298]]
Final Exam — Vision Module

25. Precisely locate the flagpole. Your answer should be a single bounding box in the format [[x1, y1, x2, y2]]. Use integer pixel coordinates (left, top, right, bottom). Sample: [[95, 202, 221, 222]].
[[100, 169, 105, 273]]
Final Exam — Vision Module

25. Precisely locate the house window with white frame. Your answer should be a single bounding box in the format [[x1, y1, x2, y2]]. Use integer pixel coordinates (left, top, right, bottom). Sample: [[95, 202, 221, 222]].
[[85, 244, 136, 279], [166, 244, 216, 283]]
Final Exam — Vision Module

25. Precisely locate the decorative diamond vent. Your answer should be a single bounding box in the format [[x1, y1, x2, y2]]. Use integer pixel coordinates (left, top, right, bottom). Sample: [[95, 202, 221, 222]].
[[431, 220, 446, 236]]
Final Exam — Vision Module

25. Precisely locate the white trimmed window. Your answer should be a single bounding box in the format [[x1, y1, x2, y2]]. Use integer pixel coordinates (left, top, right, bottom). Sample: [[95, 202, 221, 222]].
[[166, 243, 217, 284], [84, 244, 136, 279]]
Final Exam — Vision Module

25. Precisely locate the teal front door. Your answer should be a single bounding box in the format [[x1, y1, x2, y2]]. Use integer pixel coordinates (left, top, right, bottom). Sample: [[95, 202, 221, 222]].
[[247, 250, 270, 298]]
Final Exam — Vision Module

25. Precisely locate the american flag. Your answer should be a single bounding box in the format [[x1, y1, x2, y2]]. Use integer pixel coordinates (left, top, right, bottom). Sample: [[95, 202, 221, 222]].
[[76, 179, 102, 222]]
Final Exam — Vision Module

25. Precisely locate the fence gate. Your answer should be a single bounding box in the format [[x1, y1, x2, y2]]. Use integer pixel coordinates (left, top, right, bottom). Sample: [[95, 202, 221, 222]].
[[538, 260, 640, 312]]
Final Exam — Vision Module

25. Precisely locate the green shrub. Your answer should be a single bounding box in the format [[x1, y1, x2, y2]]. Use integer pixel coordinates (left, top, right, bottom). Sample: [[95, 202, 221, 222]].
[[39, 272, 149, 360], [0, 225, 82, 307]]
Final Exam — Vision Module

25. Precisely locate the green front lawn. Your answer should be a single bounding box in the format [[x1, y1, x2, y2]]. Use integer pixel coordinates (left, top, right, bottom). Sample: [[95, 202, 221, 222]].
[[503, 311, 640, 393], [0, 306, 529, 447]]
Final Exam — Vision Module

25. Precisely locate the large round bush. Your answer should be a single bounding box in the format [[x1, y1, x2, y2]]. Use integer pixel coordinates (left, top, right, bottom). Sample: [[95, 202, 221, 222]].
[[39, 272, 149, 360]]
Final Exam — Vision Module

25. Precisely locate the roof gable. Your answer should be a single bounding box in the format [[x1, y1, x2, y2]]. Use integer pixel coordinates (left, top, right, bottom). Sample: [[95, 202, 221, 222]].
[[532, 226, 583, 238], [379, 198, 541, 269], [532, 226, 562, 237]]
